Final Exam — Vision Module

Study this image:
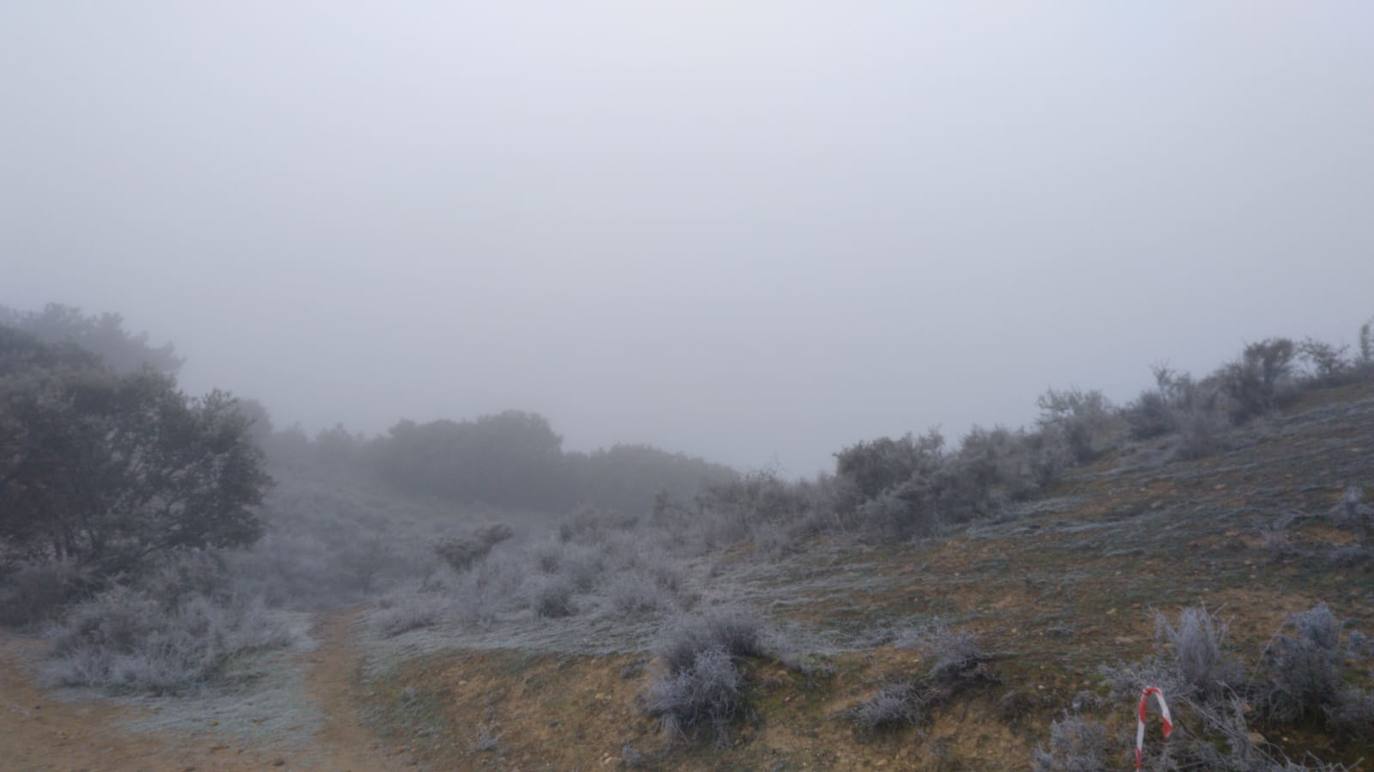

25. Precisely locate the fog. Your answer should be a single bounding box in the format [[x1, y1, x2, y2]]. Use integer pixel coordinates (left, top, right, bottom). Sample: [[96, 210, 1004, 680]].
[[3, 2, 1373, 474]]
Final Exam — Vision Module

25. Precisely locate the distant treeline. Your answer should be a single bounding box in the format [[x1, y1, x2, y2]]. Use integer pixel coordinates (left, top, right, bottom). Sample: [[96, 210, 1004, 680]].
[[0, 303, 737, 519], [263, 411, 737, 515]]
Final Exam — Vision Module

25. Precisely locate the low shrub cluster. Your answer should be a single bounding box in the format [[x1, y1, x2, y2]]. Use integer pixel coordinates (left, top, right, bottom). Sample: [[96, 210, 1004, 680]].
[[641, 608, 773, 746], [42, 551, 294, 693], [1098, 605, 1371, 770], [433, 524, 514, 573]]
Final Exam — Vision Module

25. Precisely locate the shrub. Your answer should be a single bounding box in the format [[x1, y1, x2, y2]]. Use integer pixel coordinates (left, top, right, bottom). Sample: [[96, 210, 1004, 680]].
[[1155, 607, 1244, 704], [1036, 388, 1123, 464], [834, 431, 945, 502], [607, 572, 676, 616], [1101, 608, 1242, 709], [433, 524, 513, 573], [559, 544, 607, 593], [642, 646, 743, 746], [1297, 339, 1351, 385], [530, 578, 576, 618], [1259, 604, 1346, 724], [658, 608, 768, 673], [372, 590, 447, 637], [1123, 367, 1233, 458], [641, 608, 773, 745], [1032, 715, 1109, 772], [1219, 338, 1297, 422], [44, 583, 292, 693]]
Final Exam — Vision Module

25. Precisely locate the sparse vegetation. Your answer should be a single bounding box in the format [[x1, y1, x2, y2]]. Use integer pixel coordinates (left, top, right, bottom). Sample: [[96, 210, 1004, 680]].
[[1032, 715, 1109, 772], [845, 623, 993, 733]]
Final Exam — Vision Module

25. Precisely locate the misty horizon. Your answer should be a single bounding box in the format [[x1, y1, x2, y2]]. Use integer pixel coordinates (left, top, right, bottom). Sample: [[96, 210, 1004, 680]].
[[5, 2, 1373, 474]]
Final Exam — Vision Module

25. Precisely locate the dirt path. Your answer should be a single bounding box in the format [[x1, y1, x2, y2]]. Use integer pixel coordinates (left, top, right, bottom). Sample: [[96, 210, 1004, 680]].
[[0, 611, 406, 771]]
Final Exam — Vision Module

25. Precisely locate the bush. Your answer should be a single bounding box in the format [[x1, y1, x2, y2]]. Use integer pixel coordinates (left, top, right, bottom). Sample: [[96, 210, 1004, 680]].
[[1259, 604, 1346, 724], [658, 608, 768, 673], [641, 608, 774, 745], [1032, 715, 1109, 772], [1155, 607, 1244, 704], [607, 571, 677, 616], [1219, 338, 1297, 422], [1297, 339, 1352, 385], [372, 590, 447, 637], [834, 431, 945, 502], [433, 524, 513, 573], [642, 646, 744, 746], [1037, 388, 1123, 464], [1123, 366, 1233, 458], [530, 578, 576, 618], [44, 583, 292, 693]]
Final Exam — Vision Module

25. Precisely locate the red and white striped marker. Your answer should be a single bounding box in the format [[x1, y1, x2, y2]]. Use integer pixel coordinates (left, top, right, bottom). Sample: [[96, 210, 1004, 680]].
[[1134, 686, 1174, 768]]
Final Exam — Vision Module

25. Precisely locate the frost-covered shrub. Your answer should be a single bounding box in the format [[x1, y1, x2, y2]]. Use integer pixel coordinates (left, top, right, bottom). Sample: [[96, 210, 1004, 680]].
[[530, 578, 576, 618], [642, 646, 743, 746], [1122, 367, 1233, 459], [372, 590, 447, 637], [560, 544, 607, 593], [1156, 607, 1244, 704], [641, 607, 776, 745], [658, 608, 768, 673], [607, 571, 676, 616], [44, 583, 293, 693], [1037, 388, 1124, 464], [433, 524, 513, 573], [1259, 604, 1346, 724], [1032, 715, 1109, 772], [1219, 338, 1298, 423], [1101, 608, 1242, 707]]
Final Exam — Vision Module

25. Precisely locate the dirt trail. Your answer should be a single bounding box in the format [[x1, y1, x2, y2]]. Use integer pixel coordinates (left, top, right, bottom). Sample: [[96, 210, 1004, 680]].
[[0, 611, 405, 771]]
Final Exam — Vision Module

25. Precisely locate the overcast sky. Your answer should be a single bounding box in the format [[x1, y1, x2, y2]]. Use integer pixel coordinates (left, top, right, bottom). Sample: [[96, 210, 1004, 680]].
[[3, 2, 1372, 474]]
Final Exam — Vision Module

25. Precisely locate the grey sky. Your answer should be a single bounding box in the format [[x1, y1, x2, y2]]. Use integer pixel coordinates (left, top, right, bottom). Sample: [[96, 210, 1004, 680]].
[[3, 2, 1373, 474]]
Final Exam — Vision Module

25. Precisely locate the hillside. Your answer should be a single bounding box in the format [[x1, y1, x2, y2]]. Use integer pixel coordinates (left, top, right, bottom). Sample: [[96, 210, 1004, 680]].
[[351, 381, 1374, 769], [5, 380, 1367, 770]]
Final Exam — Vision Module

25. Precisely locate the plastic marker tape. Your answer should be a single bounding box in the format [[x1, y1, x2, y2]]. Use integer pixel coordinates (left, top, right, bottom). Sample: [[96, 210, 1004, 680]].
[[1134, 686, 1174, 768]]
